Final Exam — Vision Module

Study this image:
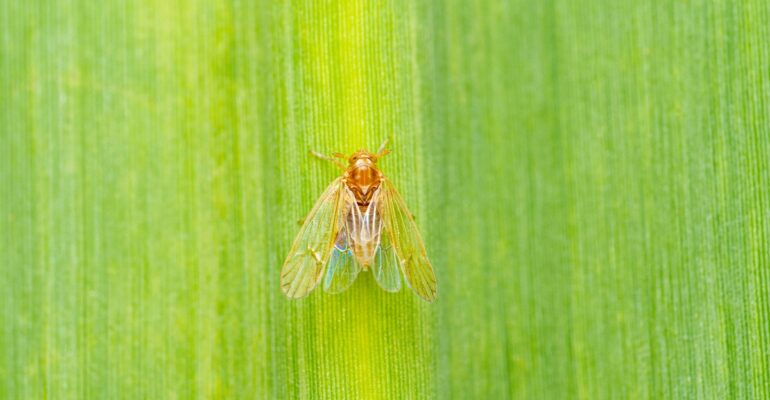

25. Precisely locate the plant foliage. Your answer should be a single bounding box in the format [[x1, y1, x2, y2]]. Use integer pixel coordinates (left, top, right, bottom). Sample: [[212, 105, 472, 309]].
[[1, 0, 769, 398]]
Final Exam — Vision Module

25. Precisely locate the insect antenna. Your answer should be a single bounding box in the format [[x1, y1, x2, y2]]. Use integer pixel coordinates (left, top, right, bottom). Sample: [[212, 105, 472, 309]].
[[375, 138, 391, 159]]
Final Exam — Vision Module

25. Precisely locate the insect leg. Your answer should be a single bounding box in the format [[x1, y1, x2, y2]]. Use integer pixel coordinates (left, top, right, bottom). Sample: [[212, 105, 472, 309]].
[[310, 150, 347, 170]]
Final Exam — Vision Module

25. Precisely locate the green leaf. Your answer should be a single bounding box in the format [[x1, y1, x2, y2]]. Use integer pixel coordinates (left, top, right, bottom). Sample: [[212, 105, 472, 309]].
[[1, 0, 769, 398]]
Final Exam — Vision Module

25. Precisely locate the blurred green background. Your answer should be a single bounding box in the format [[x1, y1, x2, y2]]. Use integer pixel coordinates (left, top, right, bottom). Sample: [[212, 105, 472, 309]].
[[2, 0, 769, 398]]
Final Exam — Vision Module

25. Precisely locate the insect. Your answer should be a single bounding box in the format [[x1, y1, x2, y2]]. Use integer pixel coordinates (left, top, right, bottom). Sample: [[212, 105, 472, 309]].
[[280, 140, 437, 302]]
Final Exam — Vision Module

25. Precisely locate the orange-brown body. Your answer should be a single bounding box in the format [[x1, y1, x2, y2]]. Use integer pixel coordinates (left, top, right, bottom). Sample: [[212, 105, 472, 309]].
[[342, 150, 384, 210], [338, 150, 388, 268]]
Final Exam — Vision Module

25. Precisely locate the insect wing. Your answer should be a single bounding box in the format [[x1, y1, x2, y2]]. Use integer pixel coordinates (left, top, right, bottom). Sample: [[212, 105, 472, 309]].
[[280, 178, 345, 298], [373, 227, 402, 292], [350, 187, 400, 292], [381, 179, 437, 301], [323, 223, 362, 293], [324, 187, 380, 293]]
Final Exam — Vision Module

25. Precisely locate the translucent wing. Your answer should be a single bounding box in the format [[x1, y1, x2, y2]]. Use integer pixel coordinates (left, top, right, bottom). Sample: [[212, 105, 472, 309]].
[[345, 187, 384, 265], [373, 227, 402, 292], [280, 178, 345, 298], [380, 179, 437, 301], [354, 187, 400, 292], [323, 225, 362, 293]]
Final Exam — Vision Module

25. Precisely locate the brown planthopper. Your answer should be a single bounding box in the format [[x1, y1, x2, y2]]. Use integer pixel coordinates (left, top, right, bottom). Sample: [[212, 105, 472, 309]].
[[280, 140, 437, 302]]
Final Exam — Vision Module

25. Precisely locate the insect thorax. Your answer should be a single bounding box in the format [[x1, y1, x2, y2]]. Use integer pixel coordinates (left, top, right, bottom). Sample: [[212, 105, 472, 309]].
[[344, 160, 382, 207]]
